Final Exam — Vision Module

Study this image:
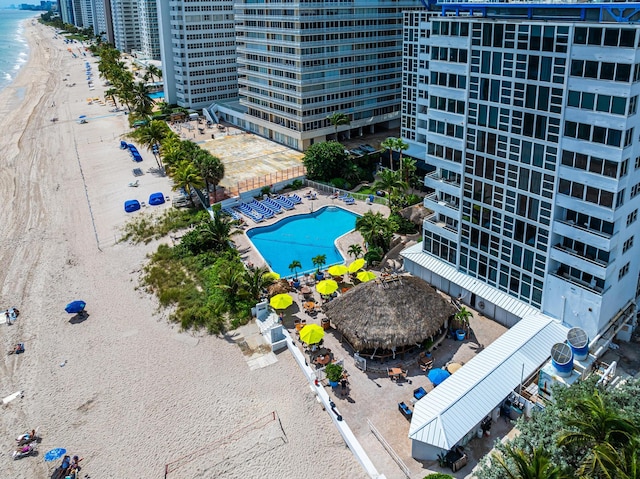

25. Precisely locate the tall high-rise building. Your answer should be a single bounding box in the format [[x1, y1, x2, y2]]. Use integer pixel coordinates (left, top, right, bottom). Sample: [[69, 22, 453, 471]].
[[401, 2, 640, 338], [111, 0, 141, 53], [91, 0, 113, 40], [157, 0, 237, 108], [59, 0, 74, 25], [80, 0, 93, 28], [71, 0, 84, 27], [232, 1, 422, 150], [139, 0, 160, 60]]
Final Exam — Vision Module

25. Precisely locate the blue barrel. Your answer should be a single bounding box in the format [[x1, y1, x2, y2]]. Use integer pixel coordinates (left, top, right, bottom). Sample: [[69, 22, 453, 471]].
[[567, 327, 589, 361], [551, 343, 574, 377]]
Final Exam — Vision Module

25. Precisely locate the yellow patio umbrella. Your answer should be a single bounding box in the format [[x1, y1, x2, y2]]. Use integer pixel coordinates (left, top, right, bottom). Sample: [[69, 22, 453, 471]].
[[447, 363, 462, 374], [269, 293, 293, 310], [327, 264, 348, 277], [299, 323, 325, 345], [348, 258, 365, 273], [263, 271, 281, 282], [316, 279, 339, 296], [356, 270, 377, 283]]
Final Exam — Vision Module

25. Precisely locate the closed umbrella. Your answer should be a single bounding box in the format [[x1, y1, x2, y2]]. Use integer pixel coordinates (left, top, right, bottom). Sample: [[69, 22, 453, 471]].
[[356, 271, 377, 283], [299, 323, 324, 345], [316, 279, 338, 296], [348, 258, 365, 273], [269, 293, 293, 310], [328, 264, 348, 277], [428, 368, 451, 386]]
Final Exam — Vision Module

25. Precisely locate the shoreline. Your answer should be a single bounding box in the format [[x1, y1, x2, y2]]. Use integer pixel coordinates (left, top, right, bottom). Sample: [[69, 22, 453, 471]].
[[0, 21, 365, 479], [0, 12, 41, 93]]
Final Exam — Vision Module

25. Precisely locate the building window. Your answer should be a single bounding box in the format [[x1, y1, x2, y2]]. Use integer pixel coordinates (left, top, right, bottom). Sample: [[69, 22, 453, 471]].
[[619, 262, 630, 280], [623, 236, 634, 253], [627, 209, 638, 226]]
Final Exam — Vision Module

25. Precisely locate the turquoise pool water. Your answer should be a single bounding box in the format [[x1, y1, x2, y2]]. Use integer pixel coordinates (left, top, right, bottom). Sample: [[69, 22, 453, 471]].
[[148, 91, 164, 99], [246, 206, 358, 276]]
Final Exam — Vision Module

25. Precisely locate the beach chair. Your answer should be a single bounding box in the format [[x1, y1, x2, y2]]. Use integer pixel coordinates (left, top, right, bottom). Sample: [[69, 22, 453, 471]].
[[344, 197, 355, 205], [128, 180, 139, 187]]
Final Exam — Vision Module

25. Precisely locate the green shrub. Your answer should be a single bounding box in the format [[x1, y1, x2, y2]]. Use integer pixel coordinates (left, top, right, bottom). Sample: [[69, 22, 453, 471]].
[[330, 177, 350, 189], [424, 474, 453, 479], [389, 214, 418, 235]]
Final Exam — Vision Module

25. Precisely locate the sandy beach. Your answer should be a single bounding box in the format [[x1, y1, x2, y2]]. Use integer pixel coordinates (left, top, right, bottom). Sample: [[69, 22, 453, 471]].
[[0, 21, 365, 478]]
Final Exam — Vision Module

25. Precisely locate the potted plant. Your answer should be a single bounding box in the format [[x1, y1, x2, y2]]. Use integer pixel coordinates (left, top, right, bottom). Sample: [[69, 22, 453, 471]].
[[325, 362, 343, 388], [312, 254, 326, 281], [289, 260, 302, 288], [454, 307, 472, 340]]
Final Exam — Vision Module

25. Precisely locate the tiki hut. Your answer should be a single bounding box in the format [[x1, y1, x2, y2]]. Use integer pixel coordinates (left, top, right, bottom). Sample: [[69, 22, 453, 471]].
[[398, 203, 432, 226], [323, 275, 456, 351], [267, 279, 292, 296]]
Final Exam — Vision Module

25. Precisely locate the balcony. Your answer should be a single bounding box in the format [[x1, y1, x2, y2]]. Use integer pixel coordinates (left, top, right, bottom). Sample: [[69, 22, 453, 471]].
[[424, 192, 460, 213], [424, 214, 458, 241], [550, 245, 612, 281], [424, 171, 461, 193], [550, 270, 606, 296]]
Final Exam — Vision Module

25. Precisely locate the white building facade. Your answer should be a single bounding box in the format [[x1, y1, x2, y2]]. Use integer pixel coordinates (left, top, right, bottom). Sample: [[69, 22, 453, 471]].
[[401, 2, 640, 338], [229, 0, 422, 151], [138, 0, 161, 60], [157, 0, 237, 109], [111, 0, 141, 53]]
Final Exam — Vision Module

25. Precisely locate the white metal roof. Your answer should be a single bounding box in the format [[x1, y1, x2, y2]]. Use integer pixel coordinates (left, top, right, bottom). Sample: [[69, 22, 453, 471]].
[[401, 243, 540, 319], [408, 315, 569, 450]]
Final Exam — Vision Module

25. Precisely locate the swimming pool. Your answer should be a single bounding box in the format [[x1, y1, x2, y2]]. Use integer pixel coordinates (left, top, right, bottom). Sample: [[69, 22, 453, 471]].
[[246, 206, 359, 276], [147, 91, 164, 100]]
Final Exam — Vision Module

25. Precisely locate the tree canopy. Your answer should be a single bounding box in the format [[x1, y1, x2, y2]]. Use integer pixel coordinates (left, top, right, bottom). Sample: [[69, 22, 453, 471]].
[[302, 141, 350, 180], [476, 378, 640, 479]]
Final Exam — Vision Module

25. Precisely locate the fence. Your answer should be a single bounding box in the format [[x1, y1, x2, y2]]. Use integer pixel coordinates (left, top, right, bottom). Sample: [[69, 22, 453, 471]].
[[304, 179, 389, 206], [225, 165, 307, 197], [367, 419, 411, 479]]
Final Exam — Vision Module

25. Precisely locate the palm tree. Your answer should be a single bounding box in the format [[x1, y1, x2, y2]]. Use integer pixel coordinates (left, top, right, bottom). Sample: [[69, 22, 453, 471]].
[[491, 443, 570, 479], [558, 390, 639, 478], [193, 150, 225, 204], [288, 260, 302, 279], [244, 265, 273, 301], [454, 307, 473, 335], [381, 137, 395, 170], [381, 137, 409, 171], [200, 212, 241, 252], [105, 87, 120, 109], [216, 263, 250, 312], [131, 81, 154, 118], [130, 120, 173, 169], [347, 244, 363, 259], [311, 254, 327, 276], [402, 157, 418, 190], [375, 169, 407, 196], [355, 211, 397, 253], [145, 64, 162, 84], [327, 112, 350, 141], [171, 160, 205, 207]]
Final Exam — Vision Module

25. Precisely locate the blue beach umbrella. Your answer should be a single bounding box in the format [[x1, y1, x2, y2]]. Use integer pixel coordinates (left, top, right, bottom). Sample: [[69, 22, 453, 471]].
[[65, 300, 86, 314], [427, 368, 451, 386], [44, 448, 66, 462]]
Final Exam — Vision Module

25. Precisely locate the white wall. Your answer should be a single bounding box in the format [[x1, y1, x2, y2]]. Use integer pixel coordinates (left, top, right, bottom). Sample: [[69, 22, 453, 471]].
[[411, 439, 444, 461]]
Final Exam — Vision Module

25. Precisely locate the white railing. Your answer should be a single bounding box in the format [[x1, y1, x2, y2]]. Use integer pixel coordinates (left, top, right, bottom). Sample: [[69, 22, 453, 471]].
[[367, 419, 411, 479]]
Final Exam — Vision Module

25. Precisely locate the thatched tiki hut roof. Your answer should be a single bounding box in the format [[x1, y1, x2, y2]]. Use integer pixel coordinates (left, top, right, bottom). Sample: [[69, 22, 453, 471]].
[[323, 275, 456, 351], [267, 279, 292, 296]]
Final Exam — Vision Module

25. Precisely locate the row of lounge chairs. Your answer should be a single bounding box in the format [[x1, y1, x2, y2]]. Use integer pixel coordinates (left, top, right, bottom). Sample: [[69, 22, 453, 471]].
[[333, 192, 355, 205], [120, 141, 143, 162], [225, 194, 303, 223]]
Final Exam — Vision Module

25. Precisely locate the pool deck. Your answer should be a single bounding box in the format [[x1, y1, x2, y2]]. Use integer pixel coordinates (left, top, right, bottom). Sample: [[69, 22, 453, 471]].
[[233, 188, 389, 274]]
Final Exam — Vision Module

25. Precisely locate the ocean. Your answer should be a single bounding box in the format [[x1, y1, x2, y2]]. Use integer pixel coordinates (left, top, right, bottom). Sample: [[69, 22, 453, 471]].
[[0, 10, 40, 92]]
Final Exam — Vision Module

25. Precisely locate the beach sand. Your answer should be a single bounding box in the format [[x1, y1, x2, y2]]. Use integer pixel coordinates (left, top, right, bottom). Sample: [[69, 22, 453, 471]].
[[0, 22, 365, 478]]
